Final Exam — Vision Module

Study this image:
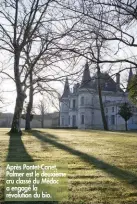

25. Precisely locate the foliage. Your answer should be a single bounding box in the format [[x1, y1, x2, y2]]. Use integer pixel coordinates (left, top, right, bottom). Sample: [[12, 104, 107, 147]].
[[118, 103, 133, 122], [128, 74, 137, 105], [118, 102, 133, 131]]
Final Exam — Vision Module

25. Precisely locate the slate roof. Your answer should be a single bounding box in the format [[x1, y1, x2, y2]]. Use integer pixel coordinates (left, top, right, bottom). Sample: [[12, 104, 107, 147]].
[[61, 63, 130, 97], [126, 68, 133, 92], [128, 68, 133, 82], [79, 62, 123, 92], [91, 72, 123, 92]]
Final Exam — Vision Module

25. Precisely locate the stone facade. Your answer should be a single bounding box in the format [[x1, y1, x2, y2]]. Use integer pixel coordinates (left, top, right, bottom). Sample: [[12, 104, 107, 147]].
[[59, 63, 137, 130]]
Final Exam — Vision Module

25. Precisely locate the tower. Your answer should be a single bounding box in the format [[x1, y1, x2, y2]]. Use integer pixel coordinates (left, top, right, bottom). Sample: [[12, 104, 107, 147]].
[[78, 62, 93, 129], [59, 77, 70, 127], [80, 61, 92, 89], [127, 68, 133, 92]]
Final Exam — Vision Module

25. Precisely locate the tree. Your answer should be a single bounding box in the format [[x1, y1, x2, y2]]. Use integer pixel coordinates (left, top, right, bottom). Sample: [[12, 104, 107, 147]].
[[37, 99, 47, 128], [57, 0, 137, 131], [0, 0, 78, 134], [24, 62, 79, 130], [0, 0, 58, 133], [96, 39, 108, 130], [59, 0, 137, 73], [118, 102, 133, 131], [21, 113, 33, 122], [58, 1, 110, 130], [128, 74, 137, 105]]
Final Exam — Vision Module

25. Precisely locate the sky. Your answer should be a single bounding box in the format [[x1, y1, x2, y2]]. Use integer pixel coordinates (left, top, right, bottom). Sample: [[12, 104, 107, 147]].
[[0, 33, 135, 114], [0, 60, 133, 114], [0, 0, 137, 114], [0, 57, 85, 114]]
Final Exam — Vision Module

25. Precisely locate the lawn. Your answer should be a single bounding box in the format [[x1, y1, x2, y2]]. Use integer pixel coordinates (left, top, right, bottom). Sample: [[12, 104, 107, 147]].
[[0, 128, 137, 204]]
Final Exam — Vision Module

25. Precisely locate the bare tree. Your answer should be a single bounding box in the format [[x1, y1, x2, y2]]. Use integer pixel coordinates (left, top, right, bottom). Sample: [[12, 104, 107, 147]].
[[0, 0, 80, 134], [1, 0, 136, 134], [56, 0, 137, 130], [36, 99, 47, 128], [57, 0, 111, 129], [58, 0, 137, 71], [0, 0, 57, 133], [95, 36, 108, 130], [23, 37, 81, 130]]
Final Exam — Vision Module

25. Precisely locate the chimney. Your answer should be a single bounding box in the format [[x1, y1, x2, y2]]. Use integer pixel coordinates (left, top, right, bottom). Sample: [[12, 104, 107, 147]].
[[116, 72, 120, 91], [73, 83, 79, 93], [73, 84, 76, 93]]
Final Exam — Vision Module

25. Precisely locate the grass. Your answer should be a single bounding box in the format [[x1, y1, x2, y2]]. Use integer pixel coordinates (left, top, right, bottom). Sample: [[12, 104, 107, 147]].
[[0, 128, 137, 204]]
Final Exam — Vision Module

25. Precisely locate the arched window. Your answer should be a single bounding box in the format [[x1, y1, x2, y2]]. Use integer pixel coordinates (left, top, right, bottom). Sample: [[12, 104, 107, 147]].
[[80, 96, 84, 106], [68, 116, 70, 125]]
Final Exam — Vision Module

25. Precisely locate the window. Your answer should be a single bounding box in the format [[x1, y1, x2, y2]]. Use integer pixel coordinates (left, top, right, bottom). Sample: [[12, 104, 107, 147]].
[[112, 107, 114, 112], [61, 117, 64, 126], [72, 115, 76, 127], [68, 116, 70, 125], [81, 115, 84, 124], [105, 82, 108, 88], [111, 115, 115, 125], [80, 96, 84, 106], [72, 99, 76, 108]]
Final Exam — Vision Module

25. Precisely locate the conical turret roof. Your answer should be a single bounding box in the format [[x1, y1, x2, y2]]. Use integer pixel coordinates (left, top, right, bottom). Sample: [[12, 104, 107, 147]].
[[127, 68, 133, 91], [61, 77, 70, 98], [128, 68, 133, 82], [80, 62, 92, 89]]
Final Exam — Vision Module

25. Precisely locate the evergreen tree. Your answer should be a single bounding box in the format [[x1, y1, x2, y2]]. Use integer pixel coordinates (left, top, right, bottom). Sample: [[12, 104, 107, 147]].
[[118, 103, 133, 131], [128, 75, 137, 106]]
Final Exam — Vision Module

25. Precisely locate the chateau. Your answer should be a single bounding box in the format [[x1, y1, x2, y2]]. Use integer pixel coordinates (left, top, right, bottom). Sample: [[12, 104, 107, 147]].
[[59, 62, 137, 130]]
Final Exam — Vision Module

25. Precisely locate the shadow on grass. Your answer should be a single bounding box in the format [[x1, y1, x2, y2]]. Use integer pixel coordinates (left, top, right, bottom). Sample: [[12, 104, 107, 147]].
[[33, 130, 59, 140], [31, 130, 137, 189], [6, 133, 33, 162], [4, 133, 58, 204]]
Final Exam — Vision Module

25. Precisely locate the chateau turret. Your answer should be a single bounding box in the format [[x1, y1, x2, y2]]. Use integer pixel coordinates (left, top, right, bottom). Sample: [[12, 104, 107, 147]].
[[80, 62, 92, 89], [61, 77, 70, 98], [60, 77, 70, 127], [127, 68, 133, 92]]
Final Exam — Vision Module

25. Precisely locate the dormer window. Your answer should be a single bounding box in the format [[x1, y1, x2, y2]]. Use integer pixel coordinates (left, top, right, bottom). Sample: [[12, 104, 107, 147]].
[[81, 96, 84, 106]]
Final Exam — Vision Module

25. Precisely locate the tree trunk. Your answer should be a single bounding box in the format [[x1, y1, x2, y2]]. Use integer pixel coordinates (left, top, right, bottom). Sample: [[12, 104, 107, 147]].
[[41, 114, 44, 128], [10, 51, 26, 134], [25, 102, 32, 130], [125, 120, 128, 131], [25, 70, 33, 130], [96, 53, 108, 131], [10, 93, 26, 134]]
